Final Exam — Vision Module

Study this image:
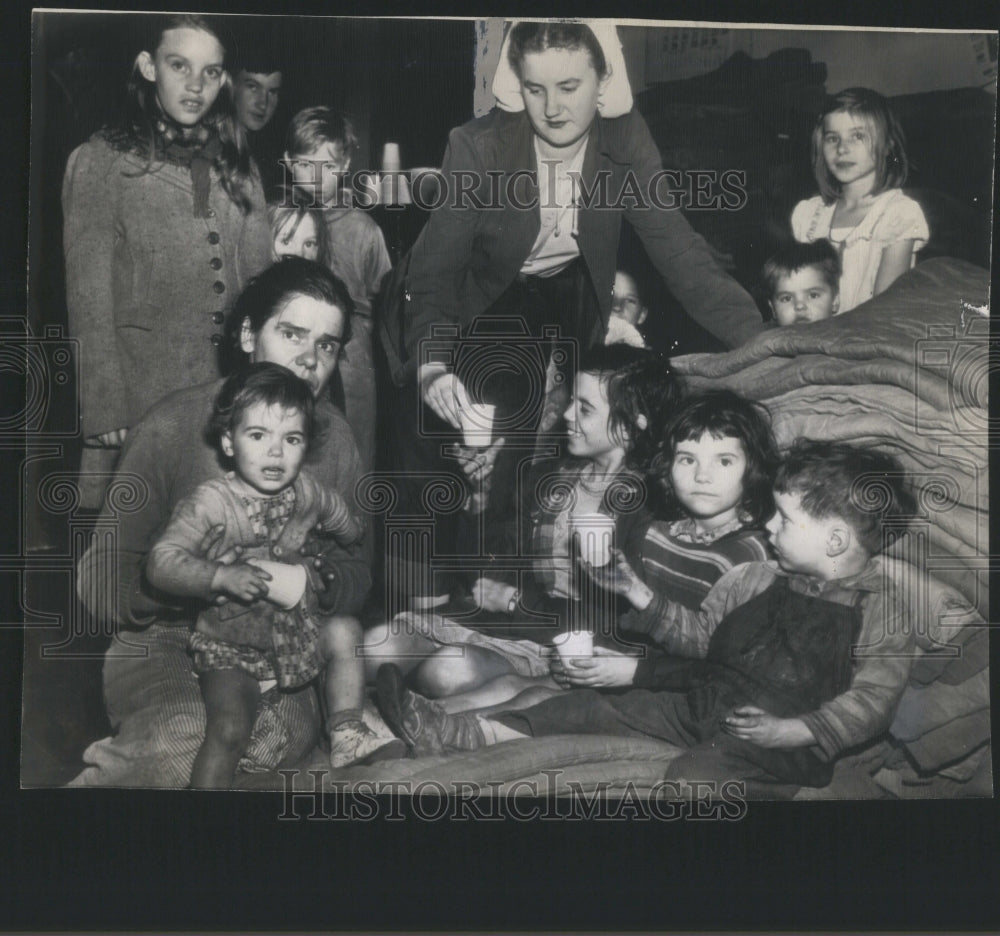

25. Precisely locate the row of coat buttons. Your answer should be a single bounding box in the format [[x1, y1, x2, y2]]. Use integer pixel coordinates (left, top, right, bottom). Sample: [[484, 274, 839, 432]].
[[207, 226, 224, 342], [206, 230, 224, 290]]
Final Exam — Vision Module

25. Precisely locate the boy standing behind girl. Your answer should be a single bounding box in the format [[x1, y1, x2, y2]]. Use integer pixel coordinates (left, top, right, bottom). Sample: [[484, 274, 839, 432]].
[[763, 241, 841, 327], [283, 106, 392, 471]]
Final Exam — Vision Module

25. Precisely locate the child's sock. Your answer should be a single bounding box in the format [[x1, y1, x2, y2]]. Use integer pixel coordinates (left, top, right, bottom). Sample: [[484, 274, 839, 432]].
[[327, 708, 364, 732], [476, 715, 527, 746], [328, 709, 399, 769]]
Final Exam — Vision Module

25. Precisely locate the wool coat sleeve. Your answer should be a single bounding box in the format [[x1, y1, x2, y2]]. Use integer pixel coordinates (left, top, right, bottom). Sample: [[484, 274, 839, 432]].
[[62, 140, 129, 437], [307, 414, 372, 614], [402, 125, 485, 365], [75, 397, 194, 629], [799, 589, 915, 759]]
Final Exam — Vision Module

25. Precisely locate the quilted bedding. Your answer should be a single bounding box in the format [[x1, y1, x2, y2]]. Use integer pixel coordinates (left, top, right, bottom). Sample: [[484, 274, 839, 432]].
[[247, 259, 990, 799], [675, 257, 989, 616]]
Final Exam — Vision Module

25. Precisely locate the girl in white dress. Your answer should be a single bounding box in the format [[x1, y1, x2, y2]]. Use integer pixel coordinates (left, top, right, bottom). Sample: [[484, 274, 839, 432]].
[[791, 87, 929, 312]]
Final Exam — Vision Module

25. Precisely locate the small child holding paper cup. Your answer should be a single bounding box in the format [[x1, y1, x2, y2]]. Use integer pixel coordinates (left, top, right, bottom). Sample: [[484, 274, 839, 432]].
[[557, 390, 778, 690], [146, 363, 393, 787]]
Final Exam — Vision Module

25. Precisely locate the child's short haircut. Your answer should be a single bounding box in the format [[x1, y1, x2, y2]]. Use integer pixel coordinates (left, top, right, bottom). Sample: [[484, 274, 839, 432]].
[[577, 345, 683, 471], [775, 439, 915, 554], [762, 241, 841, 298], [210, 362, 318, 450], [285, 106, 359, 158], [658, 389, 779, 526]]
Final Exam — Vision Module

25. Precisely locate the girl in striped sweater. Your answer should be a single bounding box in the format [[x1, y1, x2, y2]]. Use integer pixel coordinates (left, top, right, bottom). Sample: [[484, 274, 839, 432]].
[[554, 389, 779, 689]]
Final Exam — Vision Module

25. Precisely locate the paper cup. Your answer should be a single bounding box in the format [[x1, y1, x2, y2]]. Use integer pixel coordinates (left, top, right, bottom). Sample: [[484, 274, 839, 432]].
[[379, 171, 411, 206], [553, 630, 594, 662], [381, 142, 401, 171], [569, 513, 615, 567], [247, 558, 307, 610], [459, 401, 496, 448]]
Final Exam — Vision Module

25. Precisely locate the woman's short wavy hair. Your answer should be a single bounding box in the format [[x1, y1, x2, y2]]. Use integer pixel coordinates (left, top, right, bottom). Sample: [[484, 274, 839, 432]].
[[506, 21, 608, 80], [221, 257, 354, 374]]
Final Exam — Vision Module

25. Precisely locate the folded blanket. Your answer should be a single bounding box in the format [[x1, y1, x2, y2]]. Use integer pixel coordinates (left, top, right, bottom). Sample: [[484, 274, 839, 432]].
[[674, 257, 989, 410], [673, 257, 990, 618], [882, 561, 990, 777], [249, 259, 989, 800], [240, 733, 683, 795]]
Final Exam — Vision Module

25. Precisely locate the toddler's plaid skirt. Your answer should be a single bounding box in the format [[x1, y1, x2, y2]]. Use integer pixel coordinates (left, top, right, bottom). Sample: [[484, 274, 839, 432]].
[[190, 605, 324, 689]]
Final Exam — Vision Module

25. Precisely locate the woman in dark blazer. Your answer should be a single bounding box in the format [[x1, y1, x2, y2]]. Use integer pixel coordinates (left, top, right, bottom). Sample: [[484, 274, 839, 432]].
[[383, 21, 765, 605]]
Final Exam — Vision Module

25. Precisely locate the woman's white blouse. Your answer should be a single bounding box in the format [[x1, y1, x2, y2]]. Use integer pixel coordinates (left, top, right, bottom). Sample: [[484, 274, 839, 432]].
[[520, 136, 588, 277]]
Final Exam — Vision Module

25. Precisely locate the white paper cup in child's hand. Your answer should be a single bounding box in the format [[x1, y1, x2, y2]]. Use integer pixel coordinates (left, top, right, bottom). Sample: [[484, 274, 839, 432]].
[[553, 630, 594, 662], [459, 402, 496, 448], [247, 558, 307, 610], [569, 513, 616, 567]]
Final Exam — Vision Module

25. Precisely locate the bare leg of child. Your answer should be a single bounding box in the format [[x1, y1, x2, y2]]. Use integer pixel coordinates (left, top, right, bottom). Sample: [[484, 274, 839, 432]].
[[360, 621, 442, 683], [413, 645, 519, 699], [190, 668, 261, 789], [320, 615, 401, 767], [375, 663, 532, 757], [319, 614, 366, 722], [437, 672, 561, 714]]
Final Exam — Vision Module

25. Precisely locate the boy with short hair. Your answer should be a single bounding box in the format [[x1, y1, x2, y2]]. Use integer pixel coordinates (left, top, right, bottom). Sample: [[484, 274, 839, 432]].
[[230, 36, 285, 192], [377, 440, 919, 798], [763, 241, 841, 326], [284, 107, 392, 471]]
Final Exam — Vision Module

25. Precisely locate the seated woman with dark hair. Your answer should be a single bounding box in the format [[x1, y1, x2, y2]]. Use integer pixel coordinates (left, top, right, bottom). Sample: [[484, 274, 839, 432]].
[[73, 258, 375, 788]]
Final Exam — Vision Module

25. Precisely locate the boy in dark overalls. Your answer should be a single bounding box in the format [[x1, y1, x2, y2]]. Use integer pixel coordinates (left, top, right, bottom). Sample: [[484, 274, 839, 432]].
[[377, 440, 919, 798]]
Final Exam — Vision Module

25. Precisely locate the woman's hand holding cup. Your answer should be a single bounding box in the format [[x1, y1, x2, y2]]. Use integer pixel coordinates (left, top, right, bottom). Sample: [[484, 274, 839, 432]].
[[450, 437, 505, 484], [419, 364, 468, 430], [448, 437, 506, 513]]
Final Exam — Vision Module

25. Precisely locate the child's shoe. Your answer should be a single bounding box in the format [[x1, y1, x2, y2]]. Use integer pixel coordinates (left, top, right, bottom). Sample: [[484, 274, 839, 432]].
[[361, 702, 408, 762], [328, 718, 402, 769], [375, 663, 485, 758]]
